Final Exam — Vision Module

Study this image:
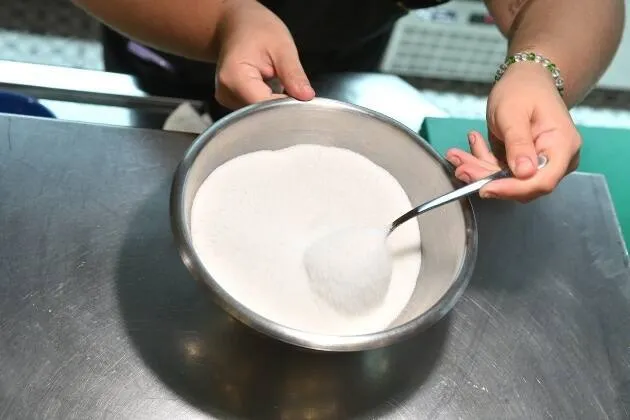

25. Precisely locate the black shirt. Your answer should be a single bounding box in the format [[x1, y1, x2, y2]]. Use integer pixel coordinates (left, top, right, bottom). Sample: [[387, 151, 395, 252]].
[[103, 0, 448, 101]]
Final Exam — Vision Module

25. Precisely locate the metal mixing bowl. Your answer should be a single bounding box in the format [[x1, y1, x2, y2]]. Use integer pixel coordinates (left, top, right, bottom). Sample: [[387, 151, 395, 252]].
[[170, 97, 477, 352]]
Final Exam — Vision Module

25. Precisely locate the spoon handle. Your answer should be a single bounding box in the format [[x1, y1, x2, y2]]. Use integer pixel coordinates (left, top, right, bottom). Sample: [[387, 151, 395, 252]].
[[389, 155, 548, 233]]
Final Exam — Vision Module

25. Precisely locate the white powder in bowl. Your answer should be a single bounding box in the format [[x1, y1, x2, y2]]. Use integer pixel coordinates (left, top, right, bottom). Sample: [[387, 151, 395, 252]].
[[191, 144, 421, 336], [304, 227, 393, 315]]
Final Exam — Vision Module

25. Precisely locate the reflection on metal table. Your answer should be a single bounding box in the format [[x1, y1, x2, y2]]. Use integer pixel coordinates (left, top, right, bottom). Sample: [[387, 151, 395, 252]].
[[0, 113, 628, 419]]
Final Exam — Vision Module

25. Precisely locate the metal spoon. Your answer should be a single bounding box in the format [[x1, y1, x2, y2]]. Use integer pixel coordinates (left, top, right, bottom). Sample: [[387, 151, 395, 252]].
[[388, 155, 548, 234]]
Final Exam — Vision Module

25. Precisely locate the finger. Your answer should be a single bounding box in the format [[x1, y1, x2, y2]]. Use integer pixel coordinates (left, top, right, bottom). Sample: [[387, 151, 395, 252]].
[[216, 84, 285, 109], [216, 63, 281, 109], [216, 88, 288, 110], [479, 165, 560, 202], [214, 85, 243, 110], [446, 148, 499, 171], [272, 43, 315, 101], [445, 149, 501, 184], [494, 108, 538, 179], [446, 132, 499, 169], [468, 131, 498, 164], [482, 130, 575, 200], [445, 148, 467, 167], [455, 162, 497, 184]]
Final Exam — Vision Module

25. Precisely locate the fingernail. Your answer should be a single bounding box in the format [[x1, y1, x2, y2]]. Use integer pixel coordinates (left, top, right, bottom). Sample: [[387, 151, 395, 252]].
[[480, 191, 496, 199], [468, 133, 476, 145], [516, 156, 534, 175], [459, 172, 471, 183]]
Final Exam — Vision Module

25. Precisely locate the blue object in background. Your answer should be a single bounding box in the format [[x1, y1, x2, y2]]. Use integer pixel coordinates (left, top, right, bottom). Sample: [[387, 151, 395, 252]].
[[0, 91, 55, 118]]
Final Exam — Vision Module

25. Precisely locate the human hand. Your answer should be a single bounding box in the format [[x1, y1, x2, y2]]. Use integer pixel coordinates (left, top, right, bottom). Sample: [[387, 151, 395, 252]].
[[214, 0, 315, 109], [445, 62, 581, 202]]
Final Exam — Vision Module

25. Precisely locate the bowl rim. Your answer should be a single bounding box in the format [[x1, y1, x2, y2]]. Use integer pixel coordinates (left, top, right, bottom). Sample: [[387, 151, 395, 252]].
[[170, 97, 477, 352]]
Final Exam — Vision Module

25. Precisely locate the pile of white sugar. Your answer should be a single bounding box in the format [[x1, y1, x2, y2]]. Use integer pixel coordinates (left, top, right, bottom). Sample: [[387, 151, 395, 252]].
[[303, 226, 394, 315], [191, 144, 421, 336]]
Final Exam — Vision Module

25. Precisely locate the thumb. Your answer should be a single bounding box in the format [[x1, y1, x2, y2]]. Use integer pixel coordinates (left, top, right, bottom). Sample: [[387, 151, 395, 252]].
[[495, 111, 538, 179], [272, 44, 315, 101]]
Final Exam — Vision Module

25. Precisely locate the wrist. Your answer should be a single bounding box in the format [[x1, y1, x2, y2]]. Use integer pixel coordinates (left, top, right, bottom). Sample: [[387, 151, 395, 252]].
[[495, 51, 566, 98], [506, 42, 586, 106], [214, 0, 258, 57]]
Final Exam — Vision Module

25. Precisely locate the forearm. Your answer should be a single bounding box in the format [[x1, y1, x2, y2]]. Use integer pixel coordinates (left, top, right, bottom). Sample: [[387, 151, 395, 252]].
[[72, 0, 237, 62], [487, 0, 625, 107]]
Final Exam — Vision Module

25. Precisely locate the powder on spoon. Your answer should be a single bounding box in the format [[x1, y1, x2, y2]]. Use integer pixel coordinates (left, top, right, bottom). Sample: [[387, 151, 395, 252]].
[[191, 144, 421, 336], [304, 226, 393, 315]]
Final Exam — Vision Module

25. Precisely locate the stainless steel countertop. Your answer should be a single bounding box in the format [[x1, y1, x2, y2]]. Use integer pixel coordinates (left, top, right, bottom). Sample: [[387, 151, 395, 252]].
[[0, 114, 628, 419]]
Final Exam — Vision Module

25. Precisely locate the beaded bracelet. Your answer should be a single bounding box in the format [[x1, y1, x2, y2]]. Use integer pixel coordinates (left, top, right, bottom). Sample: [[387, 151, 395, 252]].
[[494, 52, 565, 97]]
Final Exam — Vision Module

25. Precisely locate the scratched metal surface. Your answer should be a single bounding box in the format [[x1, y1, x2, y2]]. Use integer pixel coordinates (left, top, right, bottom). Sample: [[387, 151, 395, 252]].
[[0, 113, 629, 420]]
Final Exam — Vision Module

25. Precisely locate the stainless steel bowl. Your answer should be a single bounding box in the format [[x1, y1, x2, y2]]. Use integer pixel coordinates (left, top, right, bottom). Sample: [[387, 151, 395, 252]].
[[170, 97, 477, 352]]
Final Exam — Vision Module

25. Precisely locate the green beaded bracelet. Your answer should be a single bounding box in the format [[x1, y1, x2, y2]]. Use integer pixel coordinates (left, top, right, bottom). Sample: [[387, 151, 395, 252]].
[[494, 52, 565, 97]]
